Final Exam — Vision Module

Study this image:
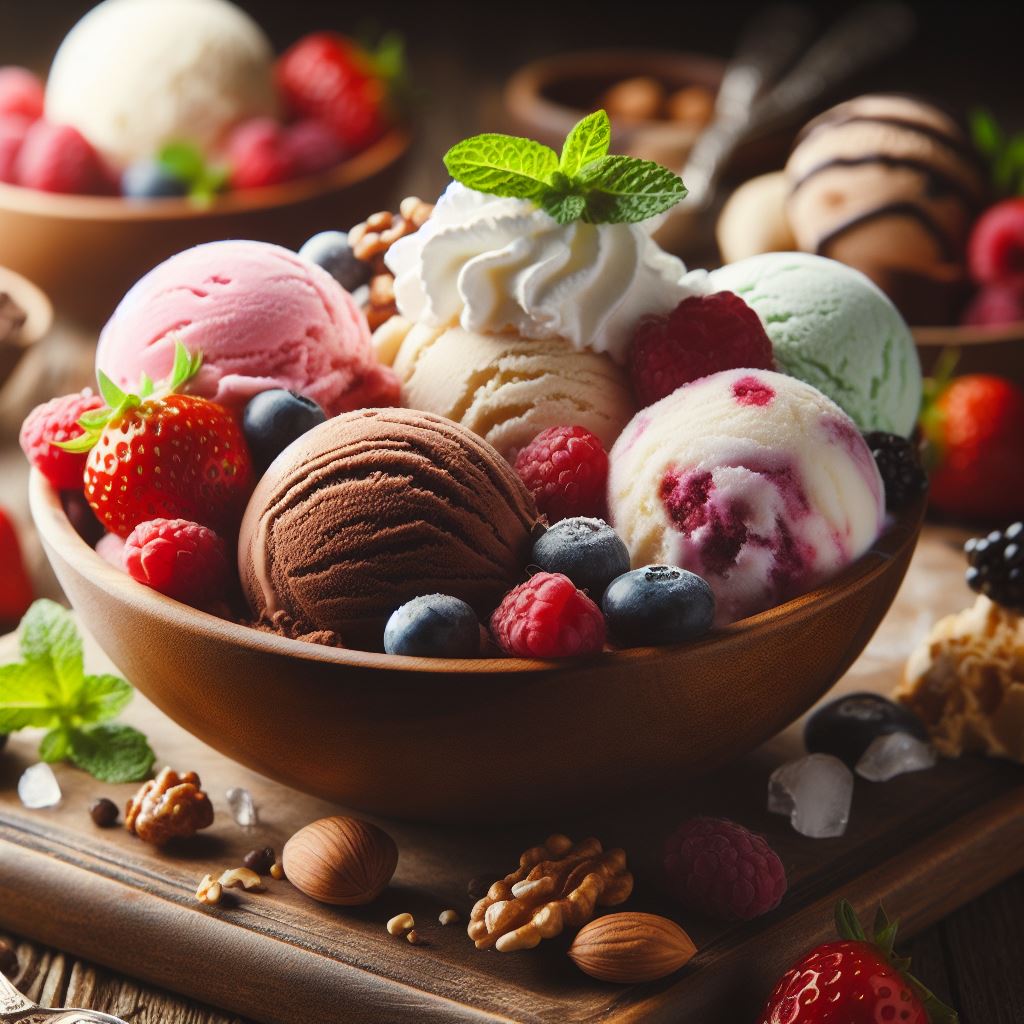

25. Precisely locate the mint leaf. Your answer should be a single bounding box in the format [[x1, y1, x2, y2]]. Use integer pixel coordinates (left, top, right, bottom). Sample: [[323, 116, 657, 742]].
[[75, 674, 133, 724], [68, 723, 155, 783], [39, 728, 71, 763], [576, 155, 686, 224], [158, 142, 205, 185], [541, 192, 587, 224], [559, 109, 611, 177], [0, 662, 60, 731], [19, 599, 83, 704], [970, 108, 1001, 157], [444, 133, 558, 200]]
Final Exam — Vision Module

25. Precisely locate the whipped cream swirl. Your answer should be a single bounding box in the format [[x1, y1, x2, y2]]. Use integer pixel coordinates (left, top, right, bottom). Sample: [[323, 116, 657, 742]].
[[385, 182, 706, 364]]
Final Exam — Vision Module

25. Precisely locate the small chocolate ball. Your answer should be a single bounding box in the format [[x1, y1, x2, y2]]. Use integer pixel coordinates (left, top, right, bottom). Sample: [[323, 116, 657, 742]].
[[89, 797, 120, 828]]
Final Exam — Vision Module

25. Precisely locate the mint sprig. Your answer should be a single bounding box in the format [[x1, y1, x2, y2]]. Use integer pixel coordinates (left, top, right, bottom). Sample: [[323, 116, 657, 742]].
[[0, 600, 155, 783], [158, 142, 229, 204], [442, 109, 686, 226], [970, 108, 1024, 197]]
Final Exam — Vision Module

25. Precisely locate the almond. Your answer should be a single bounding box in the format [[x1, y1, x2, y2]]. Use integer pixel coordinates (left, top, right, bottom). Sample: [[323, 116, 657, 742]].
[[282, 816, 398, 906], [568, 912, 697, 984]]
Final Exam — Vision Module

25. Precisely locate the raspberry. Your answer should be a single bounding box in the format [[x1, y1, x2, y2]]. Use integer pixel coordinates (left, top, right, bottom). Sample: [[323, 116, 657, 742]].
[[15, 121, 114, 195], [967, 197, 1024, 287], [629, 292, 774, 407], [490, 572, 606, 659], [0, 114, 31, 183], [662, 817, 786, 921], [514, 425, 609, 524], [19, 389, 105, 490], [226, 118, 297, 190], [0, 67, 45, 120], [123, 519, 229, 606], [961, 281, 1024, 326], [285, 119, 346, 178]]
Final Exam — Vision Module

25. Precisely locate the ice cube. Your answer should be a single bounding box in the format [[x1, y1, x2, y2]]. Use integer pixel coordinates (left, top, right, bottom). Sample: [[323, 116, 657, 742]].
[[768, 753, 853, 838], [855, 732, 937, 782], [226, 786, 258, 827], [18, 763, 62, 809]]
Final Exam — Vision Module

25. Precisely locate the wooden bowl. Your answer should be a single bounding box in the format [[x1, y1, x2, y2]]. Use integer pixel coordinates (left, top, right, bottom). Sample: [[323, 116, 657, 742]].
[[30, 470, 923, 824], [0, 265, 53, 390], [914, 320, 1024, 383], [0, 129, 410, 327]]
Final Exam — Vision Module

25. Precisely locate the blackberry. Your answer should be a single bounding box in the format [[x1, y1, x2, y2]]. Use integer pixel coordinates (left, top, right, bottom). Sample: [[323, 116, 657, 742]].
[[864, 432, 927, 511], [965, 522, 1024, 612]]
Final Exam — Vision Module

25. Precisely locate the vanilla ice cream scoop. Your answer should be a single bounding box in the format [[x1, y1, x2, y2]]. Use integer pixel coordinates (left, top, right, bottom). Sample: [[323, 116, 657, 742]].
[[45, 0, 277, 167], [385, 182, 707, 364], [609, 368, 885, 626]]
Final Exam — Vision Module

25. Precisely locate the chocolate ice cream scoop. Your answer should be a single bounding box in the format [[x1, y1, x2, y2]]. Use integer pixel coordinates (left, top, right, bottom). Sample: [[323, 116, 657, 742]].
[[238, 408, 539, 649]]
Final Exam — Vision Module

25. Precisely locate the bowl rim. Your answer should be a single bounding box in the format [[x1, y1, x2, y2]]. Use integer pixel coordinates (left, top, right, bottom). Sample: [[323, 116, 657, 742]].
[[30, 469, 924, 676], [0, 127, 411, 223], [912, 319, 1024, 345]]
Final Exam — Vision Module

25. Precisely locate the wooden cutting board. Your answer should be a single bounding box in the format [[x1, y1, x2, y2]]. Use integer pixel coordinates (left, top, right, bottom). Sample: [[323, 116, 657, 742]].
[[1, 526, 1022, 1024]]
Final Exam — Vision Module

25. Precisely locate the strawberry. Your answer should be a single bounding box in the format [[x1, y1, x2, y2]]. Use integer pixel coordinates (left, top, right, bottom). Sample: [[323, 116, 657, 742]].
[[759, 900, 957, 1024], [60, 343, 253, 538], [921, 369, 1024, 522], [0, 506, 33, 630], [275, 33, 395, 153]]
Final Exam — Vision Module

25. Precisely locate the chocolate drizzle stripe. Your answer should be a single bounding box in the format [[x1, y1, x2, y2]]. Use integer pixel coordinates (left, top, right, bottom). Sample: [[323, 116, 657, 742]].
[[815, 201, 957, 261], [790, 154, 983, 210], [797, 113, 986, 174]]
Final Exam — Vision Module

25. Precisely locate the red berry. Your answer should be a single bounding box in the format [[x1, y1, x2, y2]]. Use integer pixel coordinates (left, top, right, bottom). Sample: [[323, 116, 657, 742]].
[[925, 374, 1024, 521], [0, 506, 33, 629], [276, 33, 389, 153], [0, 114, 31, 183], [490, 572, 605, 659], [968, 197, 1024, 287], [662, 817, 786, 921], [629, 292, 774, 407], [19, 389, 105, 490], [514, 425, 609, 524], [0, 67, 44, 121], [285, 119, 346, 177], [83, 393, 253, 538], [960, 281, 1024, 327], [123, 518, 229, 606], [14, 121, 114, 195], [226, 118, 297, 191]]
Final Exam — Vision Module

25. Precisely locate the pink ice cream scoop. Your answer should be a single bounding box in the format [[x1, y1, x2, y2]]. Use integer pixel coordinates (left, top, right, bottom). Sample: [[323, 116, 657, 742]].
[[608, 368, 885, 626], [95, 240, 399, 415]]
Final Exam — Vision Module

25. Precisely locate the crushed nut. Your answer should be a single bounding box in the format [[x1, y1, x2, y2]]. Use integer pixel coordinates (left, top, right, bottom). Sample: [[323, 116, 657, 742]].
[[467, 835, 633, 952], [196, 874, 223, 906], [438, 909, 460, 926], [406, 929, 425, 945], [219, 867, 265, 892], [124, 768, 214, 846], [387, 912, 415, 936], [270, 862, 285, 880]]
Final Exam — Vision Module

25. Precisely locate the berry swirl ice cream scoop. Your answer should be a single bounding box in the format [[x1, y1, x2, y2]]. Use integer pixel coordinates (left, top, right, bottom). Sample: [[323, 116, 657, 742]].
[[608, 368, 885, 626]]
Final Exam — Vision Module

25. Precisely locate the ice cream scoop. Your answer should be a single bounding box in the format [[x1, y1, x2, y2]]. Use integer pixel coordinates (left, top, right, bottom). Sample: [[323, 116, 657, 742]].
[[45, 0, 277, 168], [238, 408, 540, 648], [374, 318, 634, 457], [385, 181, 706, 364], [608, 368, 885, 626], [715, 171, 796, 264], [710, 252, 922, 437], [96, 240, 399, 415]]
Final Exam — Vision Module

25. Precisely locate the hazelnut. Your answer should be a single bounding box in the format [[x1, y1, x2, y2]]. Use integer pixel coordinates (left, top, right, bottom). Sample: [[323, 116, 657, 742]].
[[270, 862, 285, 880], [283, 816, 398, 906], [666, 85, 715, 127], [602, 76, 665, 123]]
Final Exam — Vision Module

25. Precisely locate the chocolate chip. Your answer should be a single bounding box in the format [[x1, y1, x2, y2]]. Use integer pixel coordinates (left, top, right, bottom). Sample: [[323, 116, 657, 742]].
[[89, 797, 119, 828], [242, 846, 276, 875]]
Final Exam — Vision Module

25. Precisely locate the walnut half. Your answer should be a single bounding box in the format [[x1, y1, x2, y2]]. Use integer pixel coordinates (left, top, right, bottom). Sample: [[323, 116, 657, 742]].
[[468, 834, 634, 952], [125, 767, 214, 845]]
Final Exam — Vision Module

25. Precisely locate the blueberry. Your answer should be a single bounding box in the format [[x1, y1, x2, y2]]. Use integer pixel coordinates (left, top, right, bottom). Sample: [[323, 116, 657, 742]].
[[530, 517, 630, 598], [602, 564, 715, 647], [121, 159, 188, 199], [804, 692, 928, 767], [384, 594, 481, 658], [298, 231, 372, 293], [243, 389, 327, 472]]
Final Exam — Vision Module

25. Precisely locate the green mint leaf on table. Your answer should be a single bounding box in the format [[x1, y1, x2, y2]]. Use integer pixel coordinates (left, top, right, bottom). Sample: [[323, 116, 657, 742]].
[[68, 724, 155, 784], [559, 109, 611, 178], [0, 600, 155, 783], [444, 133, 559, 200], [576, 155, 688, 223]]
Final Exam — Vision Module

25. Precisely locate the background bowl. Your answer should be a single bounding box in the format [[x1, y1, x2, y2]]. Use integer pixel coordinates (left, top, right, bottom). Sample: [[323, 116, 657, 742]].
[[0, 265, 52, 391], [914, 320, 1024, 384], [0, 128, 410, 327], [31, 470, 923, 824]]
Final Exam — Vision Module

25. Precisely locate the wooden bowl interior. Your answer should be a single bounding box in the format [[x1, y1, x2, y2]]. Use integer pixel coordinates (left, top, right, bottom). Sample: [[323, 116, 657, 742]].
[[30, 471, 923, 823], [912, 321, 1024, 382]]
